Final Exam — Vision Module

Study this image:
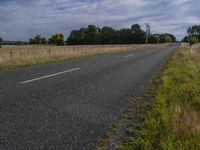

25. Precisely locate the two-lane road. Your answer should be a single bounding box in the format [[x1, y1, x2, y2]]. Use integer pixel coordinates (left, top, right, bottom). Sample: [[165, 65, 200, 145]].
[[0, 44, 178, 150]]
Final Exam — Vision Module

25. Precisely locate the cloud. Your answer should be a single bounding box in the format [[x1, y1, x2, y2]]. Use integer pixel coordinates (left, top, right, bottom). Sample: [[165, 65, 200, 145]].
[[0, 0, 199, 41]]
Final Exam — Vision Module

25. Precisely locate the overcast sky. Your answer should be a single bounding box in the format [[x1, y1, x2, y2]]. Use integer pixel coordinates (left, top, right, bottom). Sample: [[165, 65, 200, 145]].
[[0, 0, 199, 41]]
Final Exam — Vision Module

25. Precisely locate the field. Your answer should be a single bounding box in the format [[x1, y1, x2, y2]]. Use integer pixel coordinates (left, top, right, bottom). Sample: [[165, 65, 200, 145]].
[[0, 44, 167, 70], [118, 44, 200, 149]]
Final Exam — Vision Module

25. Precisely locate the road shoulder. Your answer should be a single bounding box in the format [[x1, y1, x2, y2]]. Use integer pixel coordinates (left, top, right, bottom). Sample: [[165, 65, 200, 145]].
[[95, 47, 172, 150]]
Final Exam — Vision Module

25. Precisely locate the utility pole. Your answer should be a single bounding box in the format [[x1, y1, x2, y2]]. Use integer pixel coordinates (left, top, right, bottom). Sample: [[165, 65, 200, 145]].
[[145, 23, 150, 44], [0, 32, 6, 40], [0, 32, 7, 48]]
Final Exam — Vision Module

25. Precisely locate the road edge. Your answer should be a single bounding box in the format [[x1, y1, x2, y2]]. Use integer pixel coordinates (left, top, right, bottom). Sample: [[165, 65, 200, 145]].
[[94, 46, 176, 150]]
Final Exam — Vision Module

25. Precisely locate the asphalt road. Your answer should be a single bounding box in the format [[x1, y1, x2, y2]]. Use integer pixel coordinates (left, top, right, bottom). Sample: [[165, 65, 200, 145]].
[[0, 44, 178, 150]]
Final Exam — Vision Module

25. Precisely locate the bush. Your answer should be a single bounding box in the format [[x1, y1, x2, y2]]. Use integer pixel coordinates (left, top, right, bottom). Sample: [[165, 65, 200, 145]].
[[49, 33, 64, 45], [189, 37, 199, 46]]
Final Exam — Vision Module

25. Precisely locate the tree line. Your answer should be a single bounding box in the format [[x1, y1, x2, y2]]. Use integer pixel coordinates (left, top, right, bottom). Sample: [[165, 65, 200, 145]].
[[29, 24, 176, 45], [0, 37, 2, 48], [182, 25, 200, 45], [29, 33, 64, 45]]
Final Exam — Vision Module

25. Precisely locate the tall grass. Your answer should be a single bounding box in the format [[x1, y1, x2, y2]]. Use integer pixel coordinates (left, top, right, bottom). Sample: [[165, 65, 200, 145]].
[[0, 44, 167, 70], [120, 47, 200, 150]]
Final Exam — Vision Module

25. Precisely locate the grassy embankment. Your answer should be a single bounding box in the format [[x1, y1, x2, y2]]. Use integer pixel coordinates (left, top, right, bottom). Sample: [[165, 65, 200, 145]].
[[120, 46, 200, 149], [0, 44, 167, 70]]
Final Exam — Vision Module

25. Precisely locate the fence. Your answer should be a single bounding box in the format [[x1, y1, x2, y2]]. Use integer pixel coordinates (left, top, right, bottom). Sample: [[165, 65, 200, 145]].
[[0, 44, 168, 68]]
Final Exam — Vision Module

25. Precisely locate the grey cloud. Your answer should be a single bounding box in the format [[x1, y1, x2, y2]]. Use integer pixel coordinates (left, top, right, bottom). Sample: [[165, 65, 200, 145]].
[[0, 0, 199, 41]]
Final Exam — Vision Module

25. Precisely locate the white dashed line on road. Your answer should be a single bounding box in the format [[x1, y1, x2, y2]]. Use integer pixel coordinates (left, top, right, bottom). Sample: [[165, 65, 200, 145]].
[[124, 53, 135, 58], [21, 68, 80, 84]]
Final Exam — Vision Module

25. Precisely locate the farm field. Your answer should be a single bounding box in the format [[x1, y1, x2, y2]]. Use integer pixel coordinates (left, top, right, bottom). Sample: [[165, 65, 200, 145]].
[[0, 44, 168, 70]]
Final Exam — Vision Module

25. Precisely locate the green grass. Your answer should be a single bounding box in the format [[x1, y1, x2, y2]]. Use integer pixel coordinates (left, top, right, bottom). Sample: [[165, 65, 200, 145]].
[[119, 47, 200, 150]]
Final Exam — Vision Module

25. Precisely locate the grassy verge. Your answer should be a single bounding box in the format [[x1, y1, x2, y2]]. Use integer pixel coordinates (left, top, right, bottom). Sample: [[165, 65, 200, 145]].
[[119, 47, 200, 149], [0, 44, 167, 71]]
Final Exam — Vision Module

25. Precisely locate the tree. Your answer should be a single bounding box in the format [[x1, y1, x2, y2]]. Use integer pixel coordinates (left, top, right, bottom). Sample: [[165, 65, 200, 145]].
[[67, 28, 87, 45], [49, 33, 64, 45], [29, 35, 47, 44], [0, 37, 3, 48], [35, 35, 42, 44], [101, 26, 116, 44], [41, 37, 47, 44], [164, 35, 172, 43], [14, 41, 23, 45], [66, 24, 176, 45], [130, 24, 146, 44], [157, 34, 173, 43], [164, 33, 176, 42], [181, 36, 188, 42], [84, 25, 98, 45], [149, 35, 160, 44], [117, 28, 132, 44], [29, 38, 35, 44], [189, 37, 198, 46], [187, 25, 200, 41]]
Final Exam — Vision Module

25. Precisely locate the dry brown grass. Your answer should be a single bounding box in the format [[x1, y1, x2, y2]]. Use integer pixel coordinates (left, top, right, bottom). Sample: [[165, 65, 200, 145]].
[[172, 105, 200, 136], [0, 44, 167, 70], [119, 46, 200, 149], [180, 43, 200, 68], [180, 42, 200, 53]]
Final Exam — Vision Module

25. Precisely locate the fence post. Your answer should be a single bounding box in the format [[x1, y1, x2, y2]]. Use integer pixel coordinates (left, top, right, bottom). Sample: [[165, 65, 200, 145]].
[[10, 50, 13, 59], [27, 50, 29, 58], [49, 49, 51, 56]]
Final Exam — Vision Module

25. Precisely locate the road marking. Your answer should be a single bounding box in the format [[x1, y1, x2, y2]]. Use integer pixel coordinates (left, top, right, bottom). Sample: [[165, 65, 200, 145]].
[[21, 68, 80, 84], [124, 53, 135, 58]]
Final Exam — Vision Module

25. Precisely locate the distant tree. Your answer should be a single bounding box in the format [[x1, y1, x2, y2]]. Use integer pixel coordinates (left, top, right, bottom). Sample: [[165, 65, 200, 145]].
[[117, 28, 132, 44], [181, 36, 188, 42], [66, 30, 79, 45], [29, 35, 47, 44], [101, 26, 116, 44], [48, 38, 53, 44], [130, 24, 146, 44], [41, 37, 47, 44], [165, 33, 176, 42], [158, 34, 165, 43], [35, 35, 42, 44], [0, 37, 3, 48], [96, 27, 102, 44], [29, 38, 35, 44], [14, 41, 24, 45], [67, 25, 117, 45], [187, 25, 200, 41], [189, 37, 199, 46], [164, 35, 172, 43], [49, 33, 64, 45], [67, 28, 87, 45], [149, 35, 160, 44], [84, 25, 98, 44], [66, 24, 176, 45], [157, 34, 173, 43]]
